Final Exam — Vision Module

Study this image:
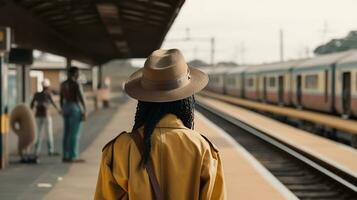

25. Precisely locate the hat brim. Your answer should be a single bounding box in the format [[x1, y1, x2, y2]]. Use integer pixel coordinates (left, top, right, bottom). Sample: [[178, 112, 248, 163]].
[[124, 67, 208, 102]]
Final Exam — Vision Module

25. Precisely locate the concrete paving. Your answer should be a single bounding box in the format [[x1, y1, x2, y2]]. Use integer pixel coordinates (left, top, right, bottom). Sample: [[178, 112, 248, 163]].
[[0, 94, 128, 200], [44, 98, 135, 200]]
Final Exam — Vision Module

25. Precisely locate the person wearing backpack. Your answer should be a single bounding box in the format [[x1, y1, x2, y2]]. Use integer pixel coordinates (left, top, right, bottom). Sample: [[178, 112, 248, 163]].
[[95, 49, 226, 200]]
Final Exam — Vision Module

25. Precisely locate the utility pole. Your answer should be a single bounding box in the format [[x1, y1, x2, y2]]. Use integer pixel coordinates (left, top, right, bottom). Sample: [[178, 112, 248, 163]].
[[279, 29, 284, 62], [240, 42, 246, 65], [305, 46, 310, 58], [210, 37, 215, 66], [193, 46, 198, 60], [233, 45, 239, 64], [321, 20, 329, 43], [185, 28, 190, 40]]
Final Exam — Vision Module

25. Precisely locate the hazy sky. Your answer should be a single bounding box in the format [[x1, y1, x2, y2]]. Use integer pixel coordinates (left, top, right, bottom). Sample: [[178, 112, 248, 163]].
[[160, 0, 357, 65]]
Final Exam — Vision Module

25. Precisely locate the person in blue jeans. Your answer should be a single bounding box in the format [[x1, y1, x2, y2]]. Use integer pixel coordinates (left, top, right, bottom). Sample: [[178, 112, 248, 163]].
[[60, 66, 87, 163]]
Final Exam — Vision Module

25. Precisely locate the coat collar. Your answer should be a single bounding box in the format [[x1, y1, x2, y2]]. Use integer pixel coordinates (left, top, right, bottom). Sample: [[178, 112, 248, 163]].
[[156, 114, 188, 129]]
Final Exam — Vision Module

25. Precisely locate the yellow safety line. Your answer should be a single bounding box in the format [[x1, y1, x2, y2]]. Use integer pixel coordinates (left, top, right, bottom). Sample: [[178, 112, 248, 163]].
[[199, 90, 357, 135], [1, 114, 9, 134]]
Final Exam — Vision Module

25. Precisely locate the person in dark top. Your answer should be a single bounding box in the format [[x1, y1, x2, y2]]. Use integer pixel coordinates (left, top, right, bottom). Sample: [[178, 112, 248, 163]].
[[60, 66, 87, 163], [30, 78, 61, 157]]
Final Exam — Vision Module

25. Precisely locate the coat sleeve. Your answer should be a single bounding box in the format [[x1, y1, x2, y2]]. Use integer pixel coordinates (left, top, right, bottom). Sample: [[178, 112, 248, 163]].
[[200, 144, 226, 200], [94, 142, 127, 200]]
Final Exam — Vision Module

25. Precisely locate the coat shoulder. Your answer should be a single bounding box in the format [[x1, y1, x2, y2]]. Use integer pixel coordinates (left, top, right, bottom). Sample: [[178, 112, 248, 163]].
[[199, 134, 219, 153], [102, 131, 130, 152]]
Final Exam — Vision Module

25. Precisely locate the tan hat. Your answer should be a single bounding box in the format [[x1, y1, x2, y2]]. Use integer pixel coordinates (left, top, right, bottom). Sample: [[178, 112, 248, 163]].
[[124, 49, 208, 102]]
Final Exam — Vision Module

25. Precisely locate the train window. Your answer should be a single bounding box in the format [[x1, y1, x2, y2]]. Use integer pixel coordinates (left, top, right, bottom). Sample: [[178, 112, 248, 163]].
[[210, 76, 216, 83], [227, 77, 236, 85], [305, 74, 318, 89], [247, 78, 254, 87], [269, 77, 275, 87]]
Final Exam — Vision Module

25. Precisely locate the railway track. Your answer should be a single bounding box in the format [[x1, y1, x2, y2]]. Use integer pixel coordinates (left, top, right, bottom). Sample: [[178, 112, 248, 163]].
[[196, 101, 357, 200]]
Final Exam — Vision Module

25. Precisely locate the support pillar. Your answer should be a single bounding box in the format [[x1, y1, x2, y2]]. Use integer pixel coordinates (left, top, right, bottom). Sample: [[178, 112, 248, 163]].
[[16, 65, 31, 104], [66, 57, 72, 78], [210, 37, 215, 67], [92, 66, 98, 91], [98, 65, 102, 88], [0, 55, 9, 169], [0, 27, 10, 169], [92, 66, 99, 110]]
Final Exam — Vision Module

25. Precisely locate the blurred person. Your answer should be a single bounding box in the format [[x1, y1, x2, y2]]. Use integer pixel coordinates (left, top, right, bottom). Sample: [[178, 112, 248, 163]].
[[102, 76, 111, 108], [95, 49, 225, 199], [30, 79, 61, 158], [60, 66, 87, 163], [10, 104, 37, 163]]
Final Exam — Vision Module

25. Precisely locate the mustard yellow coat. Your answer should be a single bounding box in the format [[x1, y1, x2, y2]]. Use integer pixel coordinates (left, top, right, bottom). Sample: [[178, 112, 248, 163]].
[[95, 114, 226, 200]]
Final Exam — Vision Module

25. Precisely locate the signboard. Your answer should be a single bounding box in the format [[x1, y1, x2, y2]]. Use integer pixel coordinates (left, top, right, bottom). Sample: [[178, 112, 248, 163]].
[[8, 48, 33, 65]]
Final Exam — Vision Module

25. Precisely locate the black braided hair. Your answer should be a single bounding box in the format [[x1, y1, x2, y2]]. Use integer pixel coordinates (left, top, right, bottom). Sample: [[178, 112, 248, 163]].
[[132, 95, 195, 166]]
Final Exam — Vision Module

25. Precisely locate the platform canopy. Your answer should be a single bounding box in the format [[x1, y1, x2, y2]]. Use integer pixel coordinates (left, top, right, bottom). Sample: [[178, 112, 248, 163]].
[[0, 0, 185, 64]]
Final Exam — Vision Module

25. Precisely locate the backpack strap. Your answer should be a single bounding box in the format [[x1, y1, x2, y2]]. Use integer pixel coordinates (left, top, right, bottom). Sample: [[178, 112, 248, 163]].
[[131, 130, 164, 200]]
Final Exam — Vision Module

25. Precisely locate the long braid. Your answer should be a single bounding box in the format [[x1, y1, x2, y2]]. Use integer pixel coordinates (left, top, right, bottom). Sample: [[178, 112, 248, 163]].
[[132, 95, 195, 166]]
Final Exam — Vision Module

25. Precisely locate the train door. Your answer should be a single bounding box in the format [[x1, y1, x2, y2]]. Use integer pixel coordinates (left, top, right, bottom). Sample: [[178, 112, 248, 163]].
[[222, 75, 227, 94], [297, 75, 302, 106], [278, 75, 284, 104], [263, 76, 267, 101], [342, 72, 351, 115]]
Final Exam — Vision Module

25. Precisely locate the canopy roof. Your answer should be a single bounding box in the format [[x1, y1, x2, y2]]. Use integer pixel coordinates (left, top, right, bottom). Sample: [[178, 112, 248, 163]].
[[0, 0, 185, 65]]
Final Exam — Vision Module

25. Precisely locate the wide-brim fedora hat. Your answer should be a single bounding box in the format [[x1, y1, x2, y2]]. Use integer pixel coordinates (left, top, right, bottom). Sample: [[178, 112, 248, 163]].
[[124, 49, 208, 102]]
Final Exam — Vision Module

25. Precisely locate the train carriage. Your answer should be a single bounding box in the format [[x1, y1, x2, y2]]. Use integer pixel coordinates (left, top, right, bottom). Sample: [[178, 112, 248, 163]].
[[335, 50, 357, 117], [225, 66, 247, 98], [255, 60, 301, 106], [243, 65, 261, 101], [291, 51, 354, 112], [206, 67, 232, 94]]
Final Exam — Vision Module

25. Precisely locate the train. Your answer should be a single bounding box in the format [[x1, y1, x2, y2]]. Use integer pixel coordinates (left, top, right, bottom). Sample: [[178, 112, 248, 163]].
[[205, 49, 357, 118]]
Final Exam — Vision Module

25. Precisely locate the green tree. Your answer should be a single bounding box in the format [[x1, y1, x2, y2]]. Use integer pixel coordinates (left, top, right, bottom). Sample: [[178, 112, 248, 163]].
[[216, 61, 239, 67], [314, 31, 357, 55], [187, 59, 209, 67]]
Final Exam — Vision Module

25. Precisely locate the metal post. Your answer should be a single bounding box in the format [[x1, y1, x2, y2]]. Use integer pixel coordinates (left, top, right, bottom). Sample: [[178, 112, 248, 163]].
[[22, 65, 26, 102], [66, 57, 71, 78], [17, 65, 30, 103], [210, 37, 215, 66], [92, 66, 99, 110], [0, 27, 10, 169], [92, 66, 98, 91], [0, 55, 4, 168], [98, 65, 102, 88], [0, 55, 8, 169], [280, 29, 284, 62]]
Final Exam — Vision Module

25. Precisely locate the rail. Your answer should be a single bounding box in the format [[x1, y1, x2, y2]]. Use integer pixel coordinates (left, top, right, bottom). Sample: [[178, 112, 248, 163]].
[[196, 99, 357, 199]]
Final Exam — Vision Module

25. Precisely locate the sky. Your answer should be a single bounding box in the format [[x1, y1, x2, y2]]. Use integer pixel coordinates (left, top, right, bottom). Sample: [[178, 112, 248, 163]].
[[158, 0, 357, 65]]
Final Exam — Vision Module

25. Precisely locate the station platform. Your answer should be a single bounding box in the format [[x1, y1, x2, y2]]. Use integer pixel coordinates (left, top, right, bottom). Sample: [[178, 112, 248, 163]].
[[0, 93, 298, 199], [7, 92, 99, 156], [45, 98, 296, 199], [200, 90, 357, 135], [0, 93, 128, 200], [197, 95, 357, 180]]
